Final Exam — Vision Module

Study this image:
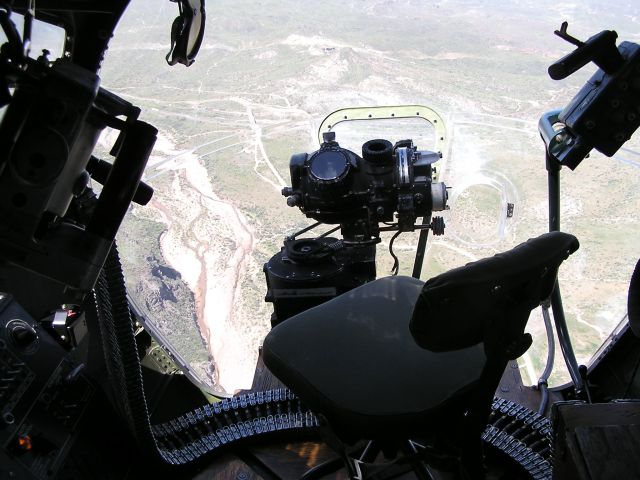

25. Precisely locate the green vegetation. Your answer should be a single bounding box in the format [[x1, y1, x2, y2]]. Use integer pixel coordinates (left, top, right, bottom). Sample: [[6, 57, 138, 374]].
[[118, 208, 210, 369]]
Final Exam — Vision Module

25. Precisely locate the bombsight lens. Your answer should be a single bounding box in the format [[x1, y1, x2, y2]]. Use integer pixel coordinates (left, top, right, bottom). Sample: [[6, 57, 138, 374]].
[[309, 150, 349, 181]]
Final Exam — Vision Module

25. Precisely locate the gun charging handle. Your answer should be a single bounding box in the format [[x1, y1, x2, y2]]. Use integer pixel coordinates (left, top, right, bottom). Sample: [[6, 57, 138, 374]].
[[548, 21, 625, 80], [87, 156, 154, 206], [87, 120, 157, 241]]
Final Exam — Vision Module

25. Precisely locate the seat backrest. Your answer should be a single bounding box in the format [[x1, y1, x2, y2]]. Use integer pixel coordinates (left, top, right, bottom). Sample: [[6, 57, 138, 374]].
[[410, 231, 580, 356]]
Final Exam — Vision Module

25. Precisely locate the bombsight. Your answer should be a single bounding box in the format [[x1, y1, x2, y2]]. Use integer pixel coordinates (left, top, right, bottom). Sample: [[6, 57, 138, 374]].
[[281, 132, 448, 244], [264, 132, 449, 325]]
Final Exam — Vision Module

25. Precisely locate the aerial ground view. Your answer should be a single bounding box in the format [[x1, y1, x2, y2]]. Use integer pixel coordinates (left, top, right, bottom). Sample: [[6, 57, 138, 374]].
[[98, 0, 640, 395]]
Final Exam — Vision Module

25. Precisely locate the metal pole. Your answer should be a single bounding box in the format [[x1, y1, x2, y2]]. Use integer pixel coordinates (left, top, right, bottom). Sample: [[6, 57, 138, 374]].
[[412, 215, 432, 279], [546, 151, 583, 390]]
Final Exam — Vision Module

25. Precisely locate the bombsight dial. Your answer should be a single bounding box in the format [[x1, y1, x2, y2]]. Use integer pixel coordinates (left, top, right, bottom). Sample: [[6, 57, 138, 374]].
[[282, 133, 448, 244]]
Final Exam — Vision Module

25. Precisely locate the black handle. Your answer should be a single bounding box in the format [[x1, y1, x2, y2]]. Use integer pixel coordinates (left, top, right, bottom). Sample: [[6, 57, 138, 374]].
[[87, 156, 154, 206], [549, 24, 624, 80], [88, 120, 157, 240]]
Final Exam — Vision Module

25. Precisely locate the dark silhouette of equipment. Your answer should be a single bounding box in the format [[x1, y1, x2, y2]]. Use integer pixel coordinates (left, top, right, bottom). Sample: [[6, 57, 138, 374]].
[[282, 133, 448, 245], [263, 232, 579, 478], [546, 22, 640, 169], [166, 0, 206, 66], [264, 237, 377, 325], [267, 134, 449, 324]]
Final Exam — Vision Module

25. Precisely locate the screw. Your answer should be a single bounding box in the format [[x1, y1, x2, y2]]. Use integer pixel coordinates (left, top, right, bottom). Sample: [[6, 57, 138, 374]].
[[585, 120, 596, 130], [2, 412, 15, 425]]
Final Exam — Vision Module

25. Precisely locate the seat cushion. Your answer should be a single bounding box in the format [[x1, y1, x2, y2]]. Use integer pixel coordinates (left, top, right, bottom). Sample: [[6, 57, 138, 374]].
[[263, 275, 486, 437]]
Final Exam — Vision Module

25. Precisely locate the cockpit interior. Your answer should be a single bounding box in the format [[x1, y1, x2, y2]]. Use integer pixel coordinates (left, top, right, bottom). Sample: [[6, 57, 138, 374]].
[[0, 1, 639, 479]]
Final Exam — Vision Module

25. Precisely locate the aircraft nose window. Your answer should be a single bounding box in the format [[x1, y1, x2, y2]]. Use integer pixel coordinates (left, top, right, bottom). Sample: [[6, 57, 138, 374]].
[[447, 179, 509, 247], [0, 15, 65, 60], [98, 0, 640, 396]]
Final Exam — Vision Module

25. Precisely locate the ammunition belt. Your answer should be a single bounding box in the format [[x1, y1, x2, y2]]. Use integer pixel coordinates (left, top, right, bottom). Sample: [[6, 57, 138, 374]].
[[152, 390, 552, 479], [484, 397, 552, 479], [152, 388, 318, 464]]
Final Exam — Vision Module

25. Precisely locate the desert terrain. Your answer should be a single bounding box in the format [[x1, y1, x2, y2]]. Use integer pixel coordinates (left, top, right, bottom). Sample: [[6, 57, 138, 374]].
[[101, 0, 640, 394]]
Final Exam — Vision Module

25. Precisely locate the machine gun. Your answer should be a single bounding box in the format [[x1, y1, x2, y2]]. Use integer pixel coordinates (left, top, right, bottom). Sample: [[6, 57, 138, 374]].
[[538, 21, 640, 398], [542, 21, 640, 170], [0, 0, 205, 306]]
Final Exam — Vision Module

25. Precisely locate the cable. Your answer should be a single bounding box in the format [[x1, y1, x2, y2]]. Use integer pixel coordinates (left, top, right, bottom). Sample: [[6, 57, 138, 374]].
[[546, 152, 583, 392], [389, 230, 402, 275], [538, 385, 549, 417], [286, 221, 321, 240], [317, 225, 341, 238], [537, 303, 555, 415]]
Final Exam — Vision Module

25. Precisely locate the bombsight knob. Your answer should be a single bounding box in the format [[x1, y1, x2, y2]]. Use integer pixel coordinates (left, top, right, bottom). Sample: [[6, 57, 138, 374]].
[[322, 131, 336, 144], [286, 194, 301, 207], [7, 320, 38, 351], [431, 216, 445, 236], [282, 187, 300, 207], [431, 182, 449, 212], [10, 324, 37, 348]]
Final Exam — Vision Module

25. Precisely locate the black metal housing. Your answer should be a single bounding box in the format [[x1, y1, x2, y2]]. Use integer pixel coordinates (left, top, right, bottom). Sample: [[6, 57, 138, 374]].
[[283, 138, 436, 244]]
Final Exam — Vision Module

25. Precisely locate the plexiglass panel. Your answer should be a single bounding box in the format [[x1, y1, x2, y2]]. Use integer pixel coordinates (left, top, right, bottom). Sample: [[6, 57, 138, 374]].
[[96, 0, 640, 394]]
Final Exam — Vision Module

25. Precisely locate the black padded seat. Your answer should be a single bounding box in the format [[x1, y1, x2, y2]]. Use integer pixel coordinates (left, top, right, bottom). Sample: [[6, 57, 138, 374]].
[[263, 232, 579, 441], [264, 275, 486, 438], [411, 230, 580, 354]]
